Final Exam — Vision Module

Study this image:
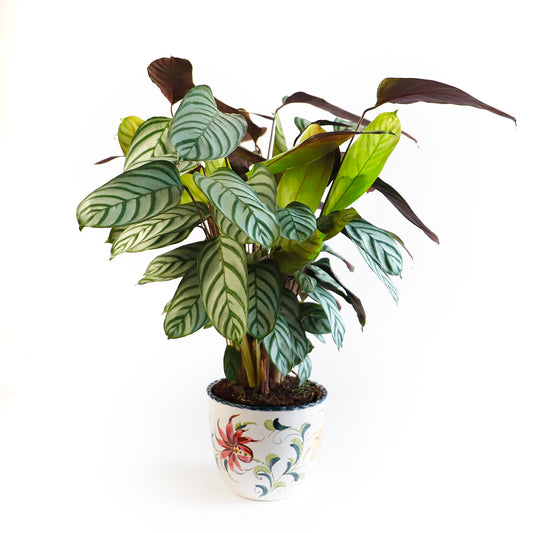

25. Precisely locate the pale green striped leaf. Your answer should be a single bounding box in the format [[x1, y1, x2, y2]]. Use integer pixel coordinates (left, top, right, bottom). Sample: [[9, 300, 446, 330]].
[[300, 302, 331, 335], [164, 267, 208, 338], [198, 235, 249, 343], [193, 168, 280, 248], [296, 356, 312, 385], [169, 85, 247, 161], [118, 116, 144, 155], [247, 260, 281, 340], [214, 209, 254, 244], [139, 241, 205, 284], [110, 203, 208, 257], [309, 285, 345, 349], [343, 218, 403, 276], [124, 117, 176, 171], [263, 314, 293, 376], [247, 164, 277, 213], [125, 227, 193, 254], [293, 271, 317, 294], [77, 161, 183, 229], [279, 289, 310, 364], [273, 113, 288, 156], [277, 202, 317, 243]]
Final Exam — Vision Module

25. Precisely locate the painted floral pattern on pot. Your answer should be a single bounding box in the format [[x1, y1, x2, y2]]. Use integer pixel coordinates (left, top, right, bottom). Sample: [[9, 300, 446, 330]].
[[212, 414, 324, 499]]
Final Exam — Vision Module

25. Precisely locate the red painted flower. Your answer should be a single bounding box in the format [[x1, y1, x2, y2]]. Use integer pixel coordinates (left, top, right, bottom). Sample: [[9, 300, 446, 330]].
[[216, 415, 257, 472]]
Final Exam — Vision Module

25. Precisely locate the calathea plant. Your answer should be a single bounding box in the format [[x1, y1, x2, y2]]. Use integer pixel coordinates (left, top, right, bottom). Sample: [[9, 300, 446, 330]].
[[77, 57, 515, 398]]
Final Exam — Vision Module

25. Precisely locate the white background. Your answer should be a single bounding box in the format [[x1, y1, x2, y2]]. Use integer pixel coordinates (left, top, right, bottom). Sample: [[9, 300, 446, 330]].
[[1, 1, 531, 531]]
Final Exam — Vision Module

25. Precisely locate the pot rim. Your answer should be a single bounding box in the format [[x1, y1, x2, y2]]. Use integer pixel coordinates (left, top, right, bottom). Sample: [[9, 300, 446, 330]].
[[207, 379, 328, 412]]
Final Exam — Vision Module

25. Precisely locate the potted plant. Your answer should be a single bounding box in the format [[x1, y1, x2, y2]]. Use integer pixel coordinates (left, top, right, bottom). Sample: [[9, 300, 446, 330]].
[[76, 57, 515, 500]]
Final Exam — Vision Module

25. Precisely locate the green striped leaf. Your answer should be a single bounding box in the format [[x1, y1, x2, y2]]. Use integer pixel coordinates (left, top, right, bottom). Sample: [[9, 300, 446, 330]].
[[139, 241, 205, 284], [214, 209, 254, 244], [277, 202, 317, 243], [296, 356, 312, 385], [279, 290, 309, 364], [124, 117, 176, 171], [169, 85, 247, 161], [110, 203, 208, 257], [164, 267, 208, 338], [293, 271, 317, 294], [263, 314, 293, 376], [294, 117, 311, 133], [300, 302, 331, 335], [247, 260, 281, 340], [247, 164, 278, 214], [323, 112, 401, 214], [317, 208, 359, 240], [77, 161, 183, 229], [198, 235, 249, 344], [193, 168, 280, 248], [223, 345, 242, 382], [118, 116, 144, 155], [344, 219, 403, 276], [309, 285, 345, 349]]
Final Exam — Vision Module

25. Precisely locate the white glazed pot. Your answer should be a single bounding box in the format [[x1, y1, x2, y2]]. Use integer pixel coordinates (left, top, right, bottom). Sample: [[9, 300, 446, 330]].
[[207, 380, 327, 501]]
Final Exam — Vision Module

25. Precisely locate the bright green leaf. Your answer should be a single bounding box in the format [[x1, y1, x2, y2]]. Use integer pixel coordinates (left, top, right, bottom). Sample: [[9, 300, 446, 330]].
[[118, 116, 144, 155]]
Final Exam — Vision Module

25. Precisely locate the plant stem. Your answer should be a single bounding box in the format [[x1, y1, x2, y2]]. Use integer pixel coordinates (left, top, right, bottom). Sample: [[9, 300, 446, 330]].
[[253, 338, 262, 385], [240, 337, 256, 388]]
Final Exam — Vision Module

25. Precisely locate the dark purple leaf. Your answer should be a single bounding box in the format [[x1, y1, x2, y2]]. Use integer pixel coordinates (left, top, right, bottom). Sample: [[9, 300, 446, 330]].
[[94, 155, 122, 165], [282, 91, 417, 143], [233, 145, 266, 165], [345, 289, 366, 329], [214, 99, 267, 144], [372, 78, 516, 123], [147, 57, 194, 105], [371, 177, 439, 244]]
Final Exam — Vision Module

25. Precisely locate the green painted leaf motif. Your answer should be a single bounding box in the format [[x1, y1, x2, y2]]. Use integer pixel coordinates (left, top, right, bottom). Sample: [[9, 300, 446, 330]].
[[124, 117, 176, 171], [198, 235, 249, 344], [223, 345, 241, 382], [343, 218, 403, 276], [169, 85, 247, 161], [247, 164, 278, 214], [277, 202, 317, 243], [139, 241, 204, 284], [247, 260, 281, 340], [118, 116, 144, 155], [323, 112, 401, 214], [76, 161, 183, 229], [110, 203, 209, 257], [263, 314, 293, 376], [164, 267, 208, 338], [317, 208, 359, 240], [193, 168, 280, 248], [309, 285, 345, 349]]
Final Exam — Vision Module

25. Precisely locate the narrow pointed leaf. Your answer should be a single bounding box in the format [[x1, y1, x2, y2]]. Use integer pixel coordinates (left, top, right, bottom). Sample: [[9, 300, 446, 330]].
[[372, 78, 516, 123], [147, 56, 194, 105], [124, 117, 176, 171], [308, 285, 345, 349], [278, 202, 317, 242], [294, 117, 311, 133], [139, 241, 205, 284], [169, 85, 247, 161], [198, 235, 248, 344], [193, 168, 280, 247], [297, 356, 312, 385], [110, 203, 208, 257], [164, 267, 208, 338], [320, 243, 355, 271], [273, 113, 288, 156], [247, 260, 281, 340], [323, 112, 401, 214], [343, 218, 403, 276], [118, 116, 144, 155], [76, 161, 183, 229], [371, 177, 439, 244]]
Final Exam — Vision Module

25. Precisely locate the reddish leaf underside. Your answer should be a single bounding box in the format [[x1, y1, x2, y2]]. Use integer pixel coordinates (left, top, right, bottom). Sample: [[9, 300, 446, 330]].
[[373, 78, 516, 124]]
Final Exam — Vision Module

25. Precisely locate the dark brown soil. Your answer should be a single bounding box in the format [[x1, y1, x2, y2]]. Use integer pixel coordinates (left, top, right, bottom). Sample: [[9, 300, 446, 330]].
[[211, 377, 325, 408]]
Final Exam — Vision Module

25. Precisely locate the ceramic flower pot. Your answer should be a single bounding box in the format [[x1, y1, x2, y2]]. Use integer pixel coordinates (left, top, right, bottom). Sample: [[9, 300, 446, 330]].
[[207, 380, 327, 501]]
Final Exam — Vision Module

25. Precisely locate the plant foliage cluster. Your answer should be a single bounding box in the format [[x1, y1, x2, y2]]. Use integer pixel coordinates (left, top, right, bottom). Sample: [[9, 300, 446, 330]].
[[77, 57, 514, 394]]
